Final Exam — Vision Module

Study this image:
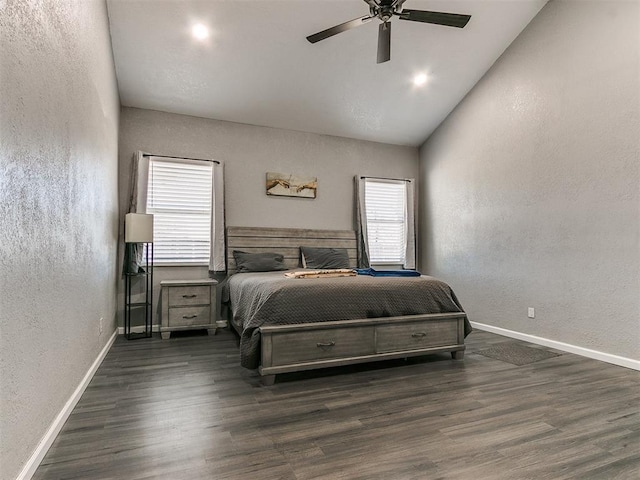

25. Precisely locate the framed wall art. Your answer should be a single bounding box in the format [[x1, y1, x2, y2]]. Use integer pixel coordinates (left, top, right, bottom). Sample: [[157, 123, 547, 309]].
[[266, 172, 317, 199]]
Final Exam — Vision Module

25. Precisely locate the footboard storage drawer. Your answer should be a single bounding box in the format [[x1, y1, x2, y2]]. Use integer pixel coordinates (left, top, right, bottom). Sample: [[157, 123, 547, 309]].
[[271, 327, 375, 366], [376, 318, 460, 354], [259, 313, 466, 378]]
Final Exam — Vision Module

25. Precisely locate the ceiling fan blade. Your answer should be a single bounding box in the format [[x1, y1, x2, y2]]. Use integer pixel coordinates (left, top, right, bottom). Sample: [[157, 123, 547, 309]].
[[306, 15, 373, 44], [397, 9, 471, 28], [377, 21, 391, 64], [395, 0, 408, 12]]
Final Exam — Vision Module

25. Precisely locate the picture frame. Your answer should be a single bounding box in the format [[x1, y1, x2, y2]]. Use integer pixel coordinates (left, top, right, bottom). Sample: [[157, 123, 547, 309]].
[[266, 172, 317, 198]]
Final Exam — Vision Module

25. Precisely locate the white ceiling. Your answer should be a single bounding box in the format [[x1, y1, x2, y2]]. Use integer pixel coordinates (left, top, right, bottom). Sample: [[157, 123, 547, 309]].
[[106, 0, 546, 147]]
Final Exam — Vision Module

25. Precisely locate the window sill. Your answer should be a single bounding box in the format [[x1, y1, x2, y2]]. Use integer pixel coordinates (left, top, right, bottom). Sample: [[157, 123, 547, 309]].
[[370, 263, 406, 270], [154, 263, 209, 268]]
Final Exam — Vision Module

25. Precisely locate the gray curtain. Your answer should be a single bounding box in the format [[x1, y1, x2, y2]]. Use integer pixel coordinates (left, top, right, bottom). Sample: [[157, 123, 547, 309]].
[[209, 161, 226, 273], [355, 176, 370, 268], [123, 151, 149, 275], [404, 179, 416, 270]]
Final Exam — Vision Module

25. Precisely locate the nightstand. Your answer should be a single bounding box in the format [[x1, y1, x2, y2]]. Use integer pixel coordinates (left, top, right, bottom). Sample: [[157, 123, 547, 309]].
[[160, 279, 218, 339]]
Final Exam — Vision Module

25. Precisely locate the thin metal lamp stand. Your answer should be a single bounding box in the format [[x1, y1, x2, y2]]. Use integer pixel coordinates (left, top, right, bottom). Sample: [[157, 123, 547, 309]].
[[124, 213, 154, 340]]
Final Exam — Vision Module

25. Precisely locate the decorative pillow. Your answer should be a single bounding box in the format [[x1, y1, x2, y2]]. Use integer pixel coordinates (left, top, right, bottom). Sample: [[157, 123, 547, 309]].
[[233, 250, 287, 272], [300, 246, 350, 269]]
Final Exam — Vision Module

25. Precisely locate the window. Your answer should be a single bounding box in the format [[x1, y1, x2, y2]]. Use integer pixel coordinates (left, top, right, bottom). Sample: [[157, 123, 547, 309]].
[[364, 179, 408, 265], [146, 157, 213, 265]]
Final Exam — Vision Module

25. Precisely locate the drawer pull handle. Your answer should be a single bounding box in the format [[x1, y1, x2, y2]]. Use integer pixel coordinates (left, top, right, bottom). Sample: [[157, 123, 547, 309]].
[[182, 315, 198, 319], [411, 332, 427, 338], [182, 294, 197, 299], [316, 341, 336, 348]]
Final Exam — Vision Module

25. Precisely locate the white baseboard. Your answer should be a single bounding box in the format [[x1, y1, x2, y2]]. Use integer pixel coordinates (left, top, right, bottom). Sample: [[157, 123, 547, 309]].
[[117, 324, 161, 334], [17, 328, 118, 480], [470, 321, 640, 371], [117, 322, 227, 334]]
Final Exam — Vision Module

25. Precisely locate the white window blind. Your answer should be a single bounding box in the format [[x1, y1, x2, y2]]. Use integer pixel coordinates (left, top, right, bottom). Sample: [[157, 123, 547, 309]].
[[146, 157, 213, 264], [364, 179, 407, 264]]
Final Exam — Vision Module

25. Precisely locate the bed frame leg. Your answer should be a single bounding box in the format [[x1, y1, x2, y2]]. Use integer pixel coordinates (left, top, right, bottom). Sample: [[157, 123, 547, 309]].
[[452, 350, 464, 360], [261, 375, 276, 386]]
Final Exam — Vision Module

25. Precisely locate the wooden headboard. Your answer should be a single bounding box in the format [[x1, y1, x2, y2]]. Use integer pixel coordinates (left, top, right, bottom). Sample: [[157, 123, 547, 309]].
[[226, 226, 357, 273]]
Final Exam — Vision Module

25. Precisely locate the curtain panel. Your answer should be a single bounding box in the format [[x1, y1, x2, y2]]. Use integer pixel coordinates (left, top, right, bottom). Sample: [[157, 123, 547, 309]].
[[210, 161, 226, 272], [123, 151, 149, 275], [404, 179, 416, 270], [355, 176, 371, 268]]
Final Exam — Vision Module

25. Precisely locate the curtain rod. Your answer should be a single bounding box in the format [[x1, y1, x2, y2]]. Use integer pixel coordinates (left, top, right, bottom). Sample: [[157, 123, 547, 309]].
[[360, 176, 412, 182], [143, 153, 220, 164]]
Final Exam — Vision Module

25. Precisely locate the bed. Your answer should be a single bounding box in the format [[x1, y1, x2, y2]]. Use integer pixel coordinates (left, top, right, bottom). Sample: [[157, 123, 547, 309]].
[[224, 226, 471, 385]]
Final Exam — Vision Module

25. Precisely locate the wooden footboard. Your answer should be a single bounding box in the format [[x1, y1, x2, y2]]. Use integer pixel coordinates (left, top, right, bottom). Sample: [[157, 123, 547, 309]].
[[258, 312, 466, 382]]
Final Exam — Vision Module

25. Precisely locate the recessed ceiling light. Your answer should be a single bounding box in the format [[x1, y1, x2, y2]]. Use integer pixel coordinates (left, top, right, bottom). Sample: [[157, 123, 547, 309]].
[[192, 24, 209, 41], [413, 73, 428, 87]]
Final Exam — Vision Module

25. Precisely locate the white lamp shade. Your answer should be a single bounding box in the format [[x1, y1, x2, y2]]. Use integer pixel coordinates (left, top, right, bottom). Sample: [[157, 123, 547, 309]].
[[125, 213, 154, 243]]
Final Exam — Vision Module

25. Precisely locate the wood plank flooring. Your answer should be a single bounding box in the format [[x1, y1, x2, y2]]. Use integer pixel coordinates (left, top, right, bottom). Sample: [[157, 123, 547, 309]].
[[33, 329, 640, 479]]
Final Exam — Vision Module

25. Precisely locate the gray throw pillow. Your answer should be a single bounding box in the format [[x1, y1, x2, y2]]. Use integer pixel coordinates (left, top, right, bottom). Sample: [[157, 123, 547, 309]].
[[233, 251, 288, 272], [300, 247, 350, 269]]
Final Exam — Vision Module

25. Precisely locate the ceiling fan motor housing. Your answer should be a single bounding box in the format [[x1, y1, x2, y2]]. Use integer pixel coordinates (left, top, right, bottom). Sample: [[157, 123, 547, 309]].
[[370, 0, 400, 22]]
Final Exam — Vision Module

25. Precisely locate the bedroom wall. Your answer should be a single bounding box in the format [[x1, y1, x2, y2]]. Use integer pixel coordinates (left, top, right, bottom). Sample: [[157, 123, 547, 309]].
[[117, 107, 418, 325], [419, 0, 639, 361], [0, 1, 120, 479]]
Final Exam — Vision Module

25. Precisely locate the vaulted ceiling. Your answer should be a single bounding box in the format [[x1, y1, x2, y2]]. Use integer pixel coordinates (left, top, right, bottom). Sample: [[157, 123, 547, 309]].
[[106, 0, 547, 146]]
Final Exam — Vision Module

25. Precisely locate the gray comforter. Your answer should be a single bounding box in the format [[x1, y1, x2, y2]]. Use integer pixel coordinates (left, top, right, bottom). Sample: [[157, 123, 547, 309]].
[[223, 271, 471, 369]]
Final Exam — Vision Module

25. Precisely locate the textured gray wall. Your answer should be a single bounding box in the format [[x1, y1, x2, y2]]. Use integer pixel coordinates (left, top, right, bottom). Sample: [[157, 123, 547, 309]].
[[119, 107, 418, 231], [117, 107, 418, 325], [0, 1, 120, 478], [419, 0, 639, 360]]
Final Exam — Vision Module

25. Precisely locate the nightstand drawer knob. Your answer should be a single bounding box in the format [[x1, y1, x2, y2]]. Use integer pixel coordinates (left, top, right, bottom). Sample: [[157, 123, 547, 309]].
[[182, 294, 197, 299], [316, 341, 336, 348], [182, 314, 198, 319], [411, 332, 427, 338]]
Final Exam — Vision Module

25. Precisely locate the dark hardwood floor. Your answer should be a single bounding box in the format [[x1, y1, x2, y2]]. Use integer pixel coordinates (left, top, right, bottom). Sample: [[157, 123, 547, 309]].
[[33, 328, 639, 479]]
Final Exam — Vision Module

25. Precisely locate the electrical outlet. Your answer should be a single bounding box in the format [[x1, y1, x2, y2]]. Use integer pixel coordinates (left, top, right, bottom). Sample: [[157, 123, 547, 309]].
[[99, 317, 104, 334], [527, 307, 535, 319]]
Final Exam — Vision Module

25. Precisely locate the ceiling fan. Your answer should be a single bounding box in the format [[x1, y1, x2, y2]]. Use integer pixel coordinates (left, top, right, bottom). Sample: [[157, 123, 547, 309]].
[[306, 0, 471, 64]]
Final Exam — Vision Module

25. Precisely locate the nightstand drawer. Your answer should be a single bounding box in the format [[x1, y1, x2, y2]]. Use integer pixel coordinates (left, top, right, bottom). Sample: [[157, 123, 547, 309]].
[[376, 319, 459, 354], [168, 285, 211, 307], [168, 305, 212, 327]]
